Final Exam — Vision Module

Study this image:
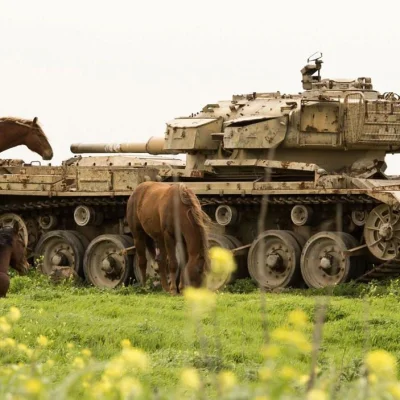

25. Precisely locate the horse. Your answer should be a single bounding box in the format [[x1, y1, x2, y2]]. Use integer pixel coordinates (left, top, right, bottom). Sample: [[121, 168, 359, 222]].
[[0, 117, 53, 160], [126, 181, 211, 295], [0, 225, 30, 298]]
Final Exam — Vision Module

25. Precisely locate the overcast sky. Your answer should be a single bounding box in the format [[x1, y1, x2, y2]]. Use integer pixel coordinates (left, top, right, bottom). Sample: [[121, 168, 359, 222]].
[[1, 0, 400, 173]]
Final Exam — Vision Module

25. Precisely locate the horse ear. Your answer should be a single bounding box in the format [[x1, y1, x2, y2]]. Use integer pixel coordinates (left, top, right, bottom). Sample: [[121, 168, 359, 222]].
[[32, 117, 38, 126]]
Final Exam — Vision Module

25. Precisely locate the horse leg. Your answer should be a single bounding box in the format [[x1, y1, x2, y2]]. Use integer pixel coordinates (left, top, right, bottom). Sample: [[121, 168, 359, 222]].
[[164, 231, 180, 295], [155, 241, 170, 293], [134, 232, 148, 287], [0, 272, 10, 298]]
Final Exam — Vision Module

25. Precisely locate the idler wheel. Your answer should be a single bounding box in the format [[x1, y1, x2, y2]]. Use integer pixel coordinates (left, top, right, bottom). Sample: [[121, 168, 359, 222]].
[[364, 204, 400, 261]]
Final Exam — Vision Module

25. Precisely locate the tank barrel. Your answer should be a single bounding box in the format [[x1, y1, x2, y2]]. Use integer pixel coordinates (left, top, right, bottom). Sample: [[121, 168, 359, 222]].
[[70, 136, 169, 155]]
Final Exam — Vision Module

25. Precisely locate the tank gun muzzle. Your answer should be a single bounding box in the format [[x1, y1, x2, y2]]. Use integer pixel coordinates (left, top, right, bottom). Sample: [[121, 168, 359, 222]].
[[70, 136, 169, 155]]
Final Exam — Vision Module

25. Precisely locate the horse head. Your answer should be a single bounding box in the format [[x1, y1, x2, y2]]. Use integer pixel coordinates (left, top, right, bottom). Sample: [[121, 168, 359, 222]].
[[186, 253, 209, 288], [25, 117, 54, 160]]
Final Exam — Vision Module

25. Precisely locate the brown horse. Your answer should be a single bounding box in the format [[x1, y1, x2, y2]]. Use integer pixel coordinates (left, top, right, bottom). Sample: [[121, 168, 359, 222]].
[[0, 117, 53, 160], [0, 225, 30, 297], [126, 181, 211, 295]]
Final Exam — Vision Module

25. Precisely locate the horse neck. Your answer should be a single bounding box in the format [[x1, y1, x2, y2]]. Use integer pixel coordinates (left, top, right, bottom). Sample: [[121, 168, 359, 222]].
[[0, 121, 30, 152], [0, 247, 12, 275]]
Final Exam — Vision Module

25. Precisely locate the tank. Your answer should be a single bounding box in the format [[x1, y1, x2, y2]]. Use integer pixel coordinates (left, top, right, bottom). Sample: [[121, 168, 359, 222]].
[[65, 52, 400, 290], [2, 53, 400, 291]]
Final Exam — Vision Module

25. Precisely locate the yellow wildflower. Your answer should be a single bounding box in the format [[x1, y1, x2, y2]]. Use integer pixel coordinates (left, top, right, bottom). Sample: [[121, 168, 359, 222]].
[[209, 246, 237, 275], [388, 383, 400, 399], [298, 374, 310, 385], [104, 358, 124, 377], [36, 335, 49, 347], [261, 344, 280, 359], [121, 339, 132, 348], [4, 338, 16, 347], [217, 370, 236, 392], [93, 377, 112, 396], [258, 366, 272, 381], [279, 366, 298, 380], [180, 367, 201, 390], [67, 342, 74, 349], [121, 347, 149, 371], [0, 321, 11, 334], [24, 379, 42, 394], [82, 348, 92, 357], [368, 373, 377, 385], [270, 328, 312, 353], [119, 377, 143, 397], [7, 306, 21, 322], [73, 357, 85, 369], [307, 389, 327, 400], [288, 309, 308, 328], [254, 397, 270, 400], [46, 359, 55, 368], [365, 349, 397, 379], [184, 287, 216, 316]]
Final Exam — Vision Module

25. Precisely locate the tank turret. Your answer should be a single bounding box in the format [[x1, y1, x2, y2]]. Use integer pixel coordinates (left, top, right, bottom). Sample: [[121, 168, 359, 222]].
[[71, 53, 400, 179]]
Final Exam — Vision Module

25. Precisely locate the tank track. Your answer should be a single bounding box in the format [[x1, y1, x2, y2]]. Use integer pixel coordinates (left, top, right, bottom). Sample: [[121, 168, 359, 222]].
[[1, 193, 395, 285]]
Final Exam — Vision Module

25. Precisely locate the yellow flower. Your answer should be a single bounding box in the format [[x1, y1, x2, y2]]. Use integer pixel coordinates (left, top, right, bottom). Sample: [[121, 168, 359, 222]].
[[368, 373, 377, 385], [121, 339, 132, 348], [73, 357, 85, 369], [270, 328, 312, 353], [0, 321, 11, 334], [81, 348, 92, 357], [7, 307, 21, 322], [365, 349, 397, 379], [67, 342, 74, 349], [4, 338, 16, 348], [288, 309, 308, 328], [180, 367, 201, 390], [37, 335, 49, 347], [279, 366, 298, 380], [254, 397, 270, 400], [104, 359, 124, 377], [297, 374, 310, 385], [184, 287, 216, 316], [17, 343, 33, 357], [209, 247, 237, 275], [261, 344, 280, 359], [46, 359, 55, 368], [388, 383, 400, 399], [119, 377, 143, 397], [258, 366, 272, 381], [24, 379, 42, 394], [307, 389, 327, 400], [217, 371, 236, 392], [121, 347, 149, 371]]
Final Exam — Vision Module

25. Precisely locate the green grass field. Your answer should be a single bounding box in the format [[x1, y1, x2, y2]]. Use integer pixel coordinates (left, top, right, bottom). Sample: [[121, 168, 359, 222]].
[[2, 273, 400, 399]]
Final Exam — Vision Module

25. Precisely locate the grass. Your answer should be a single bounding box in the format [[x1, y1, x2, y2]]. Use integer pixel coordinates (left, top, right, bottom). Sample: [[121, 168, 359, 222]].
[[2, 272, 400, 398]]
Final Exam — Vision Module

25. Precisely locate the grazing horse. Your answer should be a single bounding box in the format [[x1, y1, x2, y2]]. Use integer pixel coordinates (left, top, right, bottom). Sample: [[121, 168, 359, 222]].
[[0, 226, 30, 297], [0, 117, 53, 160], [126, 181, 211, 295]]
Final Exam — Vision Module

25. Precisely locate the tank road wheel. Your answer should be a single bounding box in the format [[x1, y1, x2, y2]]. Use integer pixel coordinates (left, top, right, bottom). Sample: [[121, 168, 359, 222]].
[[247, 230, 301, 290], [300, 232, 359, 288], [364, 204, 400, 261], [0, 213, 29, 246], [83, 234, 134, 289], [34, 230, 87, 277], [206, 233, 244, 291]]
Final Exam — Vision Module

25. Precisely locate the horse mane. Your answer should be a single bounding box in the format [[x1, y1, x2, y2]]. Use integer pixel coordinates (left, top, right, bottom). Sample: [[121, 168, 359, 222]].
[[178, 183, 211, 266], [0, 117, 49, 140], [0, 227, 14, 249]]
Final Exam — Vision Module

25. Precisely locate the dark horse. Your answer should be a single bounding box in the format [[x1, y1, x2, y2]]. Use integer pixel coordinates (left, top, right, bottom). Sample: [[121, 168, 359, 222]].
[[0, 226, 30, 297], [0, 117, 53, 160], [126, 181, 211, 295]]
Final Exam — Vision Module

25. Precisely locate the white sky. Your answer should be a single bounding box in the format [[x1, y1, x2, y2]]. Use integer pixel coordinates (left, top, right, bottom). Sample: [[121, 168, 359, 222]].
[[1, 0, 400, 173]]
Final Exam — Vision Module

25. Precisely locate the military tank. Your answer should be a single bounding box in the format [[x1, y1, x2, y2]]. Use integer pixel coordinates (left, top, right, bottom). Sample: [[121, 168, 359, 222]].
[[68, 52, 400, 290]]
